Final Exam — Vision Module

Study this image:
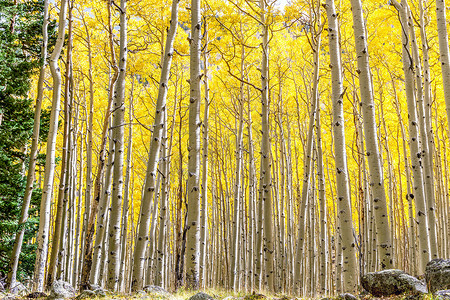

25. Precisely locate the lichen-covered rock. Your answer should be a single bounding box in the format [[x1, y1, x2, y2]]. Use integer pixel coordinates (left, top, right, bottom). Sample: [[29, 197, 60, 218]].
[[361, 269, 427, 297], [143, 285, 170, 296], [337, 293, 357, 300], [87, 284, 106, 297], [47, 280, 76, 300], [435, 290, 450, 300], [425, 259, 450, 293], [187, 292, 215, 300]]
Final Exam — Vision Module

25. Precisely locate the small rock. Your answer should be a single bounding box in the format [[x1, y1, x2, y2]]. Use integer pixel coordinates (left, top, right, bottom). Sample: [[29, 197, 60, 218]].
[[26, 292, 48, 298], [426, 259, 450, 293], [361, 269, 427, 297], [338, 293, 357, 300], [88, 285, 106, 297], [48, 280, 76, 300], [143, 285, 170, 296], [436, 290, 450, 300], [188, 292, 215, 300]]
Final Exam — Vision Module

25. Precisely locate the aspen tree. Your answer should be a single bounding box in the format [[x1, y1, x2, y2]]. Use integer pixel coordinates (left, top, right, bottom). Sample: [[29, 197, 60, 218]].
[[156, 91, 178, 288], [435, 0, 450, 133], [82, 5, 95, 264], [231, 43, 245, 291], [155, 109, 168, 288], [6, 0, 49, 289], [326, 0, 357, 291], [293, 14, 321, 295], [119, 79, 134, 291], [392, 0, 431, 273], [90, 128, 114, 285], [58, 10, 74, 278], [131, 0, 179, 290], [106, 0, 127, 289], [80, 30, 117, 291], [390, 74, 416, 273], [199, 27, 210, 287], [350, 0, 393, 270], [175, 70, 186, 290], [33, 0, 67, 290], [47, 1, 73, 285], [185, 0, 202, 289], [73, 126, 84, 287], [315, 84, 327, 296], [415, 0, 438, 259], [258, 0, 274, 291], [247, 86, 256, 291]]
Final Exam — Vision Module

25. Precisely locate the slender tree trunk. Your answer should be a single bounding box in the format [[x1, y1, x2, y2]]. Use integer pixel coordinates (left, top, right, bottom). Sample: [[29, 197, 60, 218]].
[[350, 0, 393, 270], [231, 43, 245, 291], [185, 0, 202, 289], [80, 78, 116, 291], [326, 0, 357, 292], [199, 33, 210, 288], [33, 0, 67, 290], [259, 0, 274, 291], [106, 0, 127, 290], [131, 0, 179, 290], [435, 0, 450, 134], [392, 0, 431, 273], [412, 0, 438, 259], [119, 78, 134, 292]]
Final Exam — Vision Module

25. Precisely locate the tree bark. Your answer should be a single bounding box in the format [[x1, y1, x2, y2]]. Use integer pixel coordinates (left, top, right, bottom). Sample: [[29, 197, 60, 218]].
[[350, 0, 393, 270], [185, 0, 202, 290], [326, 0, 358, 292], [33, 0, 67, 290]]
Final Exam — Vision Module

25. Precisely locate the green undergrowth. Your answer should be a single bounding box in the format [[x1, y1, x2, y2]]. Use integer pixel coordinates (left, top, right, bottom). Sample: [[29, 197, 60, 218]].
[[5, 289, 440, 300]]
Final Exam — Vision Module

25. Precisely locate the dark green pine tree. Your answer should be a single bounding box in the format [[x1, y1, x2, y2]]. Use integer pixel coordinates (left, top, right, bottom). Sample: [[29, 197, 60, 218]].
[[0, 0, 52, 283]]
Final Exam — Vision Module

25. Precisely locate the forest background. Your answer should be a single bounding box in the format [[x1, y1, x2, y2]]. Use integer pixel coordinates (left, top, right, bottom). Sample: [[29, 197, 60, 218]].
[[0, 0, 449, 297]]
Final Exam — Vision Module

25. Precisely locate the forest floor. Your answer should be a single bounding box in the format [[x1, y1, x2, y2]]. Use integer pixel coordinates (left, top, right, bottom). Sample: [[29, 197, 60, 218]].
[[69, 289, 436, 300]]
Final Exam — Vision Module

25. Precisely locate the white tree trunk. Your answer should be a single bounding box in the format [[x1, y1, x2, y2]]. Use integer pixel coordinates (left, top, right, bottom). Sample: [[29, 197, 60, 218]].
[[131, 0, 179, 290], [350, 0, 393, 270], [392, 0, 431, 273], [185, 0, 202, 290], [33, 0, 67, 290], [326, 0, 357, 292], [199, 35, 210, 287]]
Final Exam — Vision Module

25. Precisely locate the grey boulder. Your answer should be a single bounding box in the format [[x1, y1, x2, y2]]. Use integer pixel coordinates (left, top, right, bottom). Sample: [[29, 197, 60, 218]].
[[48, 280, 76, 300], [435, 290, 450, 300], [337, 293, 357, 300], [361, 269, 427, 297], [143, 285, 170, 296], [426, 259, 450, 293]]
